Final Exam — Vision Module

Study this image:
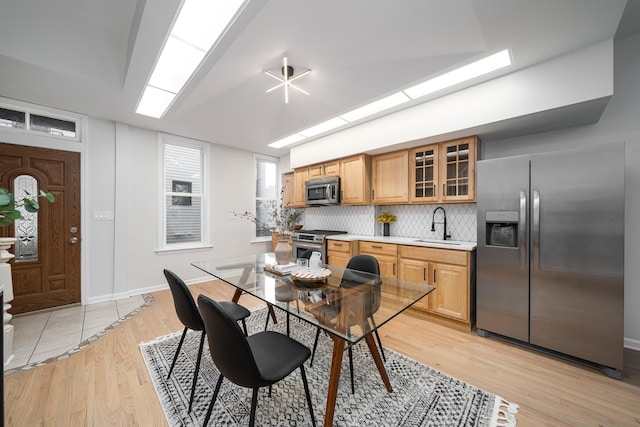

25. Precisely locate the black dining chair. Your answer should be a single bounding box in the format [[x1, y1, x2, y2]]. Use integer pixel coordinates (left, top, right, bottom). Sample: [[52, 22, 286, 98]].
[[198, 294, 316, 427], [163, 269, 251, 413], [309, 254, 385, 394]]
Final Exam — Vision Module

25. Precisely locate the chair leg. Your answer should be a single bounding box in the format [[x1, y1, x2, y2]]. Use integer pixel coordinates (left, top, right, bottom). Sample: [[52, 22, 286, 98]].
[[188, 330, 206, 412], [264, 310, 270, 331], [249, 388, 259, 427], [348, 346, 355, 394], [203, 374, 224, 426], [370, 317, 386, 362], [167, 327, 188, 379], [286, 311, 290, 337], [241, 319, 248, 336], [310, 327, 321, 367], [300, 365, 317, 427]]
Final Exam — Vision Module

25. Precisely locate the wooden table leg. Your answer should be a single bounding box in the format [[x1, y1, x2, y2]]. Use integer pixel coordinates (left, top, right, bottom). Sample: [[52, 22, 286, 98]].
[[231, 288, 243, 303], [324, 335, 345, 427], [364, 334, 392, 392]]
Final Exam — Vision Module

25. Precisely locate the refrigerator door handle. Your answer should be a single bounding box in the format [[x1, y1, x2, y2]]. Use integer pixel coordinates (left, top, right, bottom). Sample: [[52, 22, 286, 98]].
[[519, 190, 527, 269], [532, 190, 541, 271]]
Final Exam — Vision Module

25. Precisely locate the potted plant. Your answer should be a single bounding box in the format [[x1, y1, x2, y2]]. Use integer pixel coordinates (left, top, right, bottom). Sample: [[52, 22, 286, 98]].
[[376, 211, 396, 237], [232, 187, 302, 264]]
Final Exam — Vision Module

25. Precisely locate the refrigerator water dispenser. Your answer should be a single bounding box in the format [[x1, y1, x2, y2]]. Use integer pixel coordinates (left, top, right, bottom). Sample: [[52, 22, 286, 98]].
[[485, 211, 518, 248]]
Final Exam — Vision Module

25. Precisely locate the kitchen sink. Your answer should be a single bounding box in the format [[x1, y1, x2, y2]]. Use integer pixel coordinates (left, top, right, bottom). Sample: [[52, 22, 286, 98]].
[[414, 239, 461, 246]]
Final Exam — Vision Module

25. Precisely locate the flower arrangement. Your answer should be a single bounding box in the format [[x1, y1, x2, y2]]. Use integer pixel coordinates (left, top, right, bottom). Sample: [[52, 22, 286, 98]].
[[376, 211, 397, 224], [0, 187, 55, 227], [233, 187, 301, 237]]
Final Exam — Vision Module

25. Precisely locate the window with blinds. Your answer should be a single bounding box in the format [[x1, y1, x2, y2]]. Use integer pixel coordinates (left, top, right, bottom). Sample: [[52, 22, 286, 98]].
[[160, 136, 209, 249]]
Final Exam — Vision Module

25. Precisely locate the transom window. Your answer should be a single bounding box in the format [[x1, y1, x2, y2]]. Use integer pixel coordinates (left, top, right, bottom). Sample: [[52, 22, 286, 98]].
[[0, 103, 80, 141]]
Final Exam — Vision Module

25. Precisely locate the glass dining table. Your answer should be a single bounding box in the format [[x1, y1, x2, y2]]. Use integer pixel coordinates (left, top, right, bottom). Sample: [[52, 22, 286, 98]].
[[192, 253, 435, 427]]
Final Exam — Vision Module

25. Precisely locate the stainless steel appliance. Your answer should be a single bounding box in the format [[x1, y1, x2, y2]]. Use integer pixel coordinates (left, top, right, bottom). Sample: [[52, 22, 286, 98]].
[[305, 177, 340, 205], [291, 229, 347, 262], [476, 143, 624, 379]]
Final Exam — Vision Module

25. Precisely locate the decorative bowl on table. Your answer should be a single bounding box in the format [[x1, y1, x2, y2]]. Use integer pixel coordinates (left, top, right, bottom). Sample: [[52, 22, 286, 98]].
[[291, 268, 331, 283]]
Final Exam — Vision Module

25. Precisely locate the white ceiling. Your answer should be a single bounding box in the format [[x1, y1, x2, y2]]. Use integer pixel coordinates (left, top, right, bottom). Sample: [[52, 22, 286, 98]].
[[0, 0, 637, 156]]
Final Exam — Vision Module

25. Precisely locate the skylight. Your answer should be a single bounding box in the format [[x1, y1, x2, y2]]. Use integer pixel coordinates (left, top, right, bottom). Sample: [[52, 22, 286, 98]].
[[136, 0, 246, 118]]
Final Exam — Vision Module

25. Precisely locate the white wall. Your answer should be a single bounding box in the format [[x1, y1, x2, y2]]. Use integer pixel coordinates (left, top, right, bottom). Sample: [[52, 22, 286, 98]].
[[482, 33, 640, 349]]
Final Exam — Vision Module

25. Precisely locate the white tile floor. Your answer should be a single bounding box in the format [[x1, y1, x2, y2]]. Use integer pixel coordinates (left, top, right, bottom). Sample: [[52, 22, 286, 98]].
[[4, 295, 147, 371]]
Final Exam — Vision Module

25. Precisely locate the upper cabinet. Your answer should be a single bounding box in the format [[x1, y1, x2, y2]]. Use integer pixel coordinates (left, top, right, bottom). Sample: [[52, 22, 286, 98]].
[[340, 154, 371, 205], [440, 136, 477, 202], [409, 136, 478, 204], [372, 150, 409, 204], [409, 144, 439, 203], [292, 167, 308, 207], [283, 172, 295, 207], [308, 160, 340, 179]]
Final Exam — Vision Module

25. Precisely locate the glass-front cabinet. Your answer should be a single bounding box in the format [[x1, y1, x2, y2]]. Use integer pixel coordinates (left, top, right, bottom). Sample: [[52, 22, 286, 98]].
[[409, 144, 439, 203], [440, 137, 477, 202]]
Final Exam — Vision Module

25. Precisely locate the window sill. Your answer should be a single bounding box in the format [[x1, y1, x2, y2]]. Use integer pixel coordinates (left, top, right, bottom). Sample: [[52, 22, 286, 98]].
[[155, 244, 213, 255], [251, 237, 271, 245]]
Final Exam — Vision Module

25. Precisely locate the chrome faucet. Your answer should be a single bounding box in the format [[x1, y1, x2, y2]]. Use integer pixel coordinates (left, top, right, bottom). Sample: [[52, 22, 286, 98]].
[[431, 207, 451, 240]]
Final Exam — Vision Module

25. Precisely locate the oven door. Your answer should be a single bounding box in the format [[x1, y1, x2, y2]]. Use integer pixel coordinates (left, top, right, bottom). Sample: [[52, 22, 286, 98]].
[[292, 240, 325, 262]]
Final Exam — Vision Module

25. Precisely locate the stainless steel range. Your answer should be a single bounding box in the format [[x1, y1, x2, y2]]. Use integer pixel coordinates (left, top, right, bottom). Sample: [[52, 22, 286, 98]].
[[290, 230, 348, 262]]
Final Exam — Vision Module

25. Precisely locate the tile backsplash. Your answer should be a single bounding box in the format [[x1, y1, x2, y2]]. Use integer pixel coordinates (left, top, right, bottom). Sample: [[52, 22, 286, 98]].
[[301, 203, 477, 242]]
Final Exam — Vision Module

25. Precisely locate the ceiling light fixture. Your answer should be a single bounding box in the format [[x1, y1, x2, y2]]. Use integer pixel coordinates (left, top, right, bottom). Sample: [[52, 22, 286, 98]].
[[268, 49, 512, 150], [136, 0, 246, 118], [264, 57, 311, 103]]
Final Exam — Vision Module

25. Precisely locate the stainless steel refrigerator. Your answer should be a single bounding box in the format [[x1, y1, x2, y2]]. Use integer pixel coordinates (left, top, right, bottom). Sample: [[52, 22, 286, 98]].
[[476, 143, 624, 378]]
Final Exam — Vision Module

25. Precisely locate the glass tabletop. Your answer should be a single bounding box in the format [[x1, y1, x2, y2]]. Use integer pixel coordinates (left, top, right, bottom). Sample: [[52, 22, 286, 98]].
[[192, 253, 435, 345]]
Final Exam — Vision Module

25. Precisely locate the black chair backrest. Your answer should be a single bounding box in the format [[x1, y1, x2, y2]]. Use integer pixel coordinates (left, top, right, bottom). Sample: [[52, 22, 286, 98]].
[[198, 294, 264, 388], [342, 255, 381, 316], [164, 269, 204, 331]]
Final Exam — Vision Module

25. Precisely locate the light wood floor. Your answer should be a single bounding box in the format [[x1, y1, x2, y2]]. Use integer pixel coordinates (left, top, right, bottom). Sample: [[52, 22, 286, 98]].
[[4, 280, 640, 426]]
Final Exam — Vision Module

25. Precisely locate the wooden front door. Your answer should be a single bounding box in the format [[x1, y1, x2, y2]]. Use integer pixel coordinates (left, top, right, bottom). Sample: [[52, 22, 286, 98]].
[[0, 142, 81, 313]]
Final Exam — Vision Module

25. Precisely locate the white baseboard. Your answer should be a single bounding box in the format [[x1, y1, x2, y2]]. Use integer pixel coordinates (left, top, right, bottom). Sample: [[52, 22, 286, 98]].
[[624, 337, 640, 352]]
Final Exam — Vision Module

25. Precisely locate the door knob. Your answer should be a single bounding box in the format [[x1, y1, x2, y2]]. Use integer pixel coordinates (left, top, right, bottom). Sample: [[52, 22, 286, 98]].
[[69, 237, 79, 244]]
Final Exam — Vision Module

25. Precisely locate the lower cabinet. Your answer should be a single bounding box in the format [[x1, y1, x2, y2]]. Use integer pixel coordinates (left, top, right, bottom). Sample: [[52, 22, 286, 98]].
[[357, 241, 398, 298], [398, 245, 474, 330], [326, 240, 355, 268]]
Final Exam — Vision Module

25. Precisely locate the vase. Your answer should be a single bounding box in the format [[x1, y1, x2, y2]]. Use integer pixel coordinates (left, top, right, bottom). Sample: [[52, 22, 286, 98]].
[[0, 237, 16, 365], [383, 223, 390, 236], [275, 239, 292, 265]]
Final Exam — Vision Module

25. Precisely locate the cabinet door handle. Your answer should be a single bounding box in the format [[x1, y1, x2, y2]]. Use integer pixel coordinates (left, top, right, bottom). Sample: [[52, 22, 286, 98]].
[[433, 269, 437, 283], [443, 183, 446, 197], [334, 243, 342, 247], [371, 245, 383, 249], [393, 263, 396, 276], [423, 268, 427, 281]]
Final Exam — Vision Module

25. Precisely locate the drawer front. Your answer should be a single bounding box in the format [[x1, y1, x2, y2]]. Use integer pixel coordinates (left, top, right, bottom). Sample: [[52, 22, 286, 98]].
[[399, 245, 468, 266], [359, 241, 397, 256], [327, 240, 351, 252]]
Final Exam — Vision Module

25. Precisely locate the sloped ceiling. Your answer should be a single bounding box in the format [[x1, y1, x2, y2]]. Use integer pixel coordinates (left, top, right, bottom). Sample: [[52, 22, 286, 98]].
[[0, 0, 636, 156]]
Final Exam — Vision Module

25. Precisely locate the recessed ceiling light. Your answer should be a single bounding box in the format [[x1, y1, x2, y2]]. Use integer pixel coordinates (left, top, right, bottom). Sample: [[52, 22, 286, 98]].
[[299, 117, 348, 138], [136, 0, 246, 118], [340, 92, 410, 122], [404, 49, 511, 99], [268, 133, 306, 149]]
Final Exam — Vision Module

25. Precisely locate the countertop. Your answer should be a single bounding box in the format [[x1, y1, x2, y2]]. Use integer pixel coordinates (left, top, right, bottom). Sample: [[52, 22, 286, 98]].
[[327, 234, 477, 251]]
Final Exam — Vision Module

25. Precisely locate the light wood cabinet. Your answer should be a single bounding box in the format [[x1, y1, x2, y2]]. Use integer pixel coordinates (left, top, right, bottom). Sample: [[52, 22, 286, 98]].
[[339, 154, 371, 205], [439, 136, 477, 202], [398, 244, 473, 329], [409, 144, 439, 203], [308, 160, 340, 179], [358, 241, 398, 297], [292, 167, 308, 207], [409, 136, 478, 203], [327, 239, 356, 268], [372, 150, 409, 204], [283, 172, 294, 207]]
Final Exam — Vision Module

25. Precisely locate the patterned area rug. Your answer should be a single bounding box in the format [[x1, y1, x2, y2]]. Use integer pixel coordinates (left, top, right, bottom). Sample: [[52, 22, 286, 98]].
[[140, 307, 518, 426]]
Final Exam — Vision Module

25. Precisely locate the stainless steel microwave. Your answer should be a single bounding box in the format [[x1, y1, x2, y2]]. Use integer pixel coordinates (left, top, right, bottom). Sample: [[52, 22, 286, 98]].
[[305, 176, 340, 205]]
